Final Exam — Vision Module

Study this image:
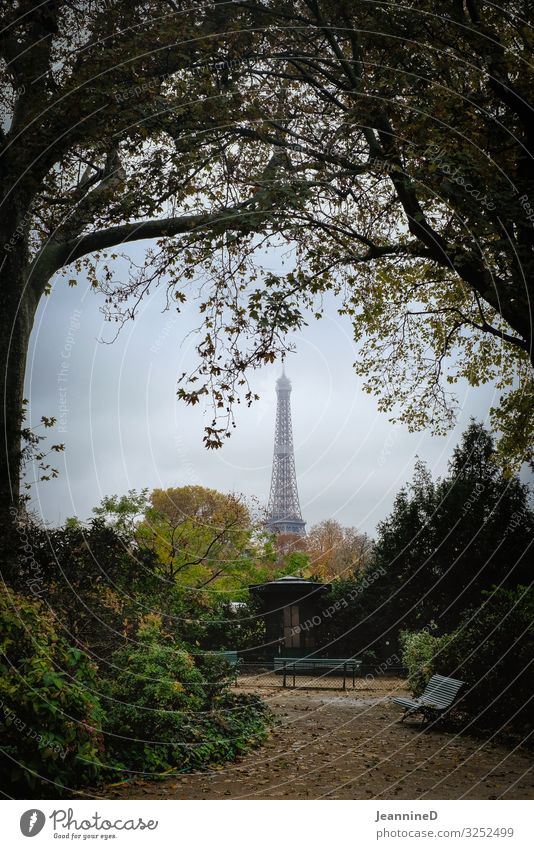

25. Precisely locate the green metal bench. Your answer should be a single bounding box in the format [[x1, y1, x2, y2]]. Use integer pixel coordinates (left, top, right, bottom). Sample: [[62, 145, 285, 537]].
[[206, 650, 240, 683], [273, 656, 362, 690], [218, 650, 239, 666], [392, 674, 465, 723]]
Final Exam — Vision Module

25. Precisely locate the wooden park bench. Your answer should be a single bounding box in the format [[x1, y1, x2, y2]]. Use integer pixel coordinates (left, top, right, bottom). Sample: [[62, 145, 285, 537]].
[[392, 674, 465, 723], [273, 656, 362, 690]]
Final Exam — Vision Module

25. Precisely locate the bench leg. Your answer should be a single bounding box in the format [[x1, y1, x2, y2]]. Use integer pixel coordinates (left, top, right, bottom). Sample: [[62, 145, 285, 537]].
[[400, 706, 420, 723], [283, 666, 287, 688], [343, 663, 346, 691], [422, 709, 440, 730]]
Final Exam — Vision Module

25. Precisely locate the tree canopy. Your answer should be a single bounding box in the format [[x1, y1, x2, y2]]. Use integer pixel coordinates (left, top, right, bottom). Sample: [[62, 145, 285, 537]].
[[1, 0, 533, 524], [174, 1, 534, 464], [315, 421, 533, 660], [93, 484, 272, 591], [306, 519, 370, 579], [139, 485, 264, 589], [372, 421, 533, 632], [0, 0, 277, 516]]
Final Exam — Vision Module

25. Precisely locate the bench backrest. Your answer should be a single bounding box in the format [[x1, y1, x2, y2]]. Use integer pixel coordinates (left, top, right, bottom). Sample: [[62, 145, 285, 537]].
[[220, 650, 238, 665], [274, 656, 361, 670], [422, 674, 464, 708], [205, 650, 239, 666]]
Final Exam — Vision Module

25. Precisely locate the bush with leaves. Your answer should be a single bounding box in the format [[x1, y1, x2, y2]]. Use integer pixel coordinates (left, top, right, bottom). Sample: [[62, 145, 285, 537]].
[[3, 514, 171, 663], [196, 597, 266, 656], [194, 653, 237, 704], [400, 629, 451, 696], [174, 690, 271, 772], [0, 588, 104, 795], [313, 573, 399, 661], [401, 586, 534, 731], [103, 615, 270, 775]]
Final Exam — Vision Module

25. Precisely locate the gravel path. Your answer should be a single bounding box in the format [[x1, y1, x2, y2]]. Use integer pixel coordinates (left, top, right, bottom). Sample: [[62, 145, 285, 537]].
[[102, 679, 534, 800]]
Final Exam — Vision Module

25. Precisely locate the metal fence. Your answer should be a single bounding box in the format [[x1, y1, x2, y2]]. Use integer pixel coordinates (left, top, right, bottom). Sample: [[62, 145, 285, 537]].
[[235, 663, 407, 692]]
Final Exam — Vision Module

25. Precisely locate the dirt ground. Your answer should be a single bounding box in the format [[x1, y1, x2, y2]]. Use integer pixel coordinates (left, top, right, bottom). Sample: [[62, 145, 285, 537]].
[[100, 678, 534, 800]]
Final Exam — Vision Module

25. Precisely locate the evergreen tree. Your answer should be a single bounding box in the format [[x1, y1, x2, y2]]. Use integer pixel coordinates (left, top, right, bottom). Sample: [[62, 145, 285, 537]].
[[432, 422, 533, 627], [372, 422, 533, 634]]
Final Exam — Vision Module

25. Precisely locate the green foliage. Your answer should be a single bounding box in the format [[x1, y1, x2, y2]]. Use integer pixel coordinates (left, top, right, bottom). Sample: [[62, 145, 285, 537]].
[[372, 422, 533, 631], [4, 516, 163, 662], [20, 404, 65, 497], [371, 458, 439, 630], [136, 486, 271, 592], [5, 489, 272, 663], [312, 423, 532, 669], [400, 629, 450, 697], [196, 598, 266, 654], [490, 378, 534, 476], [93, 488, 150, 532], [0, 588, 104, 794], [439, 586, 534, 729], [179, 690, 270, 771], [194, 653, 237, 703], [103, 615, 269, 773], [161, 2, 534, 468], [282, 550, 311, 576], [3, 0, 534, 543], [1, 491, 274, 793], [103, 615, 204, 771], [401, 587, 534, 730], [314, 570, 395, 661]]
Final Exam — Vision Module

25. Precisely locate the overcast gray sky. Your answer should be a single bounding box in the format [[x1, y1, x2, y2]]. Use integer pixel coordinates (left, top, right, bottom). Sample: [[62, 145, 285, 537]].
[[26, 241, 526, 536]]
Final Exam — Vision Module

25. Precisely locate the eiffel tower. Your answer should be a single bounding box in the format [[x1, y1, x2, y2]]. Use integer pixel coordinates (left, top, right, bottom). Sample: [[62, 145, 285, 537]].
[[266, 368, 306, 535]]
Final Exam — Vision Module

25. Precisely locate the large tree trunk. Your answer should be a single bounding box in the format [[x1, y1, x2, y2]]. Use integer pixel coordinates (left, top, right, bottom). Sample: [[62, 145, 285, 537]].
[[0, 244, 39, 527]]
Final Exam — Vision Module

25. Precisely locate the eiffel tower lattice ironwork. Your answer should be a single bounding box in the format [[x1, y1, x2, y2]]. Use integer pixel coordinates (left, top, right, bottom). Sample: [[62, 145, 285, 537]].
[[266, 369, 306, 535]]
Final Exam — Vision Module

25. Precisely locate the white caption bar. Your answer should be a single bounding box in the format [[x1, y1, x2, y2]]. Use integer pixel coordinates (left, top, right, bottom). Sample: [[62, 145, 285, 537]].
[[4, 799, 533, 848]]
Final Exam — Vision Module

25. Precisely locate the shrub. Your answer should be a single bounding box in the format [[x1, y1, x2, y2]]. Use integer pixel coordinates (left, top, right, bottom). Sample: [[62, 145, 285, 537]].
[[103, 615, 204, 771], [400, 629, 450, 695], [103, 615, 270, 774], [438, 586, 533, 730], [0, 588, 104, 794], [196, 598, 266, 654], [174, 691, 271, 772], [194, 653, 236, 704], [4, 516, 164, 662], [401, 586, 534, 731]]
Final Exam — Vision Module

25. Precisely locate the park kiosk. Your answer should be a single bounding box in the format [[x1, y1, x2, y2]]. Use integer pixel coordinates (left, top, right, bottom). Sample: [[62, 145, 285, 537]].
[[249, 574, 330, 658]]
